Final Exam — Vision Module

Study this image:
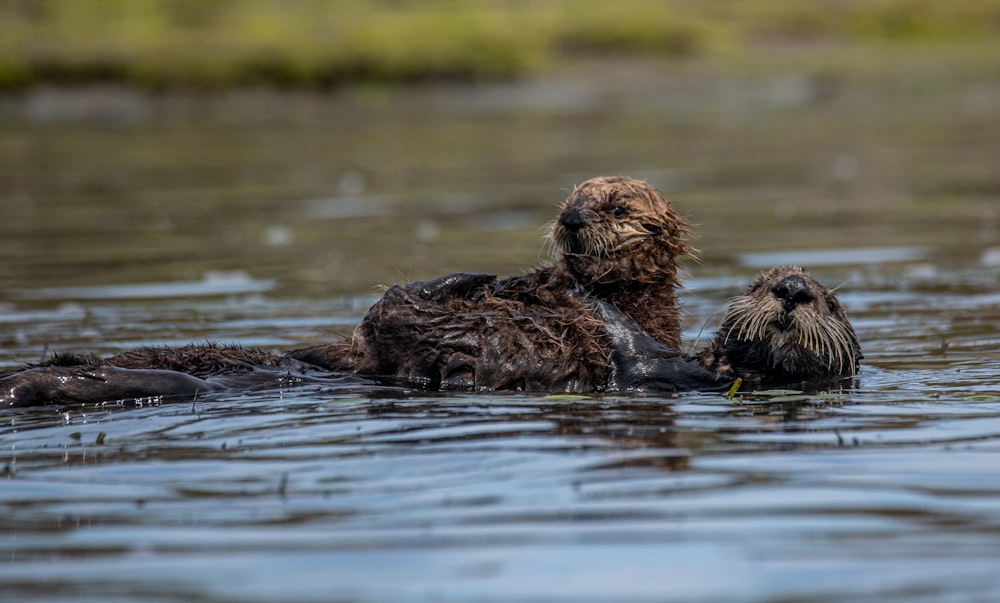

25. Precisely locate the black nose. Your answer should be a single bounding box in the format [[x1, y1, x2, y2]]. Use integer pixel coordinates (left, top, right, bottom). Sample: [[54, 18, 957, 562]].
[[559, 206, 586, 231], [772, 275, 813, 311]]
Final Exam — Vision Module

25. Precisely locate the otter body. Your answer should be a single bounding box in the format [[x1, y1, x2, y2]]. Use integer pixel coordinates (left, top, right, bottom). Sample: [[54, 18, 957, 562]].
[[289, 175, 693, 392], [291, 270, 610, 392]]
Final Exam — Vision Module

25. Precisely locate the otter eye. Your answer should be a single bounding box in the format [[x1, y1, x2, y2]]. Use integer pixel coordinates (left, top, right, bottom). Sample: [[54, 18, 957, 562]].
[[612, 206, 626, 219], [826, 299, 837, 312]]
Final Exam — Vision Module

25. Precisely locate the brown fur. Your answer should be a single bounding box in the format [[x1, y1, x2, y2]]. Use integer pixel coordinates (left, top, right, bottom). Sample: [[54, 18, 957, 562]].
[[696, 266, 862, 386], [551, 175, 692, 350], [350, 270, 609, 391]]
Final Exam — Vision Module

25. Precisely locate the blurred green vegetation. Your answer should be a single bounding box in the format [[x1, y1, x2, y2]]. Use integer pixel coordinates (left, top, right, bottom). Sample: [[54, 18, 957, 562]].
[[1, 0, 999, 91]]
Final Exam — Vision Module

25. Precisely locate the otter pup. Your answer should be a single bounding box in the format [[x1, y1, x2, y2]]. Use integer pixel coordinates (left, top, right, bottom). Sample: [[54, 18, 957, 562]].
[[287, 175, 693, 390], [551, 175, 691, 351]]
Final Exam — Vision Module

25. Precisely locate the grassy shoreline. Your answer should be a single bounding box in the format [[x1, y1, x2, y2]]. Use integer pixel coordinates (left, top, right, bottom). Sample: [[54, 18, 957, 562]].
[[2, 0, 1000, 91]]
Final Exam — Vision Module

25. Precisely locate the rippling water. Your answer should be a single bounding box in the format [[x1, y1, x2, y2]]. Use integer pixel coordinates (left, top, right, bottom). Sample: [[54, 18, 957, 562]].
[[2, 54, 1000, 602]]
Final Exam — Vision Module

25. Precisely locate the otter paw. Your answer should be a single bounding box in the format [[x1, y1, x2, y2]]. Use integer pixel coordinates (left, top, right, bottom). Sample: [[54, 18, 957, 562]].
[[408, 272, 497, 301]]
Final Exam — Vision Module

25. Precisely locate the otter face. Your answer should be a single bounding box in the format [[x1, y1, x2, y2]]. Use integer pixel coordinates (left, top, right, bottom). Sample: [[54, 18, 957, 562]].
[[719, 266, 862, 378], [550, 176, 691, 286]]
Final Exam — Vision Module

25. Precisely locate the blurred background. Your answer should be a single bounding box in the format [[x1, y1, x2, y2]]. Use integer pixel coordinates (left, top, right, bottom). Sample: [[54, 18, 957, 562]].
[[0, 0, 998, 348]]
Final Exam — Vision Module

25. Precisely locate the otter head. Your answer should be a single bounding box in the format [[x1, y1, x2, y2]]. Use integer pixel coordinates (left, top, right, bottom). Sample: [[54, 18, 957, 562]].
[[550, 176, 692, 289], [716, 266, 861, 379]]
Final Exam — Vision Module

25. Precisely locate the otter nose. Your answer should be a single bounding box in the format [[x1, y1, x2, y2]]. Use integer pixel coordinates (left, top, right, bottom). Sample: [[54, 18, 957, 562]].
[[559, 207, 586, 231], [772, 275, 813, 311]]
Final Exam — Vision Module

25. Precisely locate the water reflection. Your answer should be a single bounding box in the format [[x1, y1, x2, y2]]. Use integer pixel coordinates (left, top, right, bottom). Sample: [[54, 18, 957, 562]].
[[4, 384, 1000, 601]]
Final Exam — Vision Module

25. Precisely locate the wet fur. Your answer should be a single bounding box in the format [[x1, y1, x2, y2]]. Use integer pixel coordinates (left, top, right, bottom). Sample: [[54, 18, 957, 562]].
[[47, 344, 296, 376], [551, 175, 692, 351], [341, 270, 609, 391]]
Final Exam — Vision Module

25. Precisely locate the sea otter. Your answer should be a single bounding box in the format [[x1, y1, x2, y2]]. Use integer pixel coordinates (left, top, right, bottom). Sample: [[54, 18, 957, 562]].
[[696, 265, 862, 386], [289, 174, 693, 383], [598, 266, 862, 392]]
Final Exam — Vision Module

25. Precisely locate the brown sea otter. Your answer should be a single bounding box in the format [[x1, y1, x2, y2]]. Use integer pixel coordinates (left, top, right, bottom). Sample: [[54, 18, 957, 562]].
[[697, 265, 862, 386], [599, 266, 862, 392], [289, 174, 693, 384]]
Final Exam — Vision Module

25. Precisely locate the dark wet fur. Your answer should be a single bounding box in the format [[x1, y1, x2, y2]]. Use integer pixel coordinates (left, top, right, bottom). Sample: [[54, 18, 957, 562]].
[[294, 270, 611, 392], [46, 343, 296, 376]]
